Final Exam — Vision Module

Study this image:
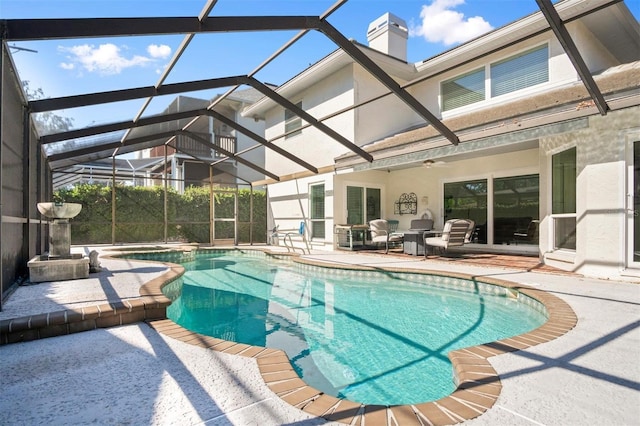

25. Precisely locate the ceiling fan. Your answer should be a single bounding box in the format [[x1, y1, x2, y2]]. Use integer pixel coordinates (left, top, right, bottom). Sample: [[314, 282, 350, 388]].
[[422, 159, 448, 168]]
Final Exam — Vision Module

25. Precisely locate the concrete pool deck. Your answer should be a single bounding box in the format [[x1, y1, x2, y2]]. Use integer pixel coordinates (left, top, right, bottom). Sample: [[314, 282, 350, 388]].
[[0, 245, 638, 425]]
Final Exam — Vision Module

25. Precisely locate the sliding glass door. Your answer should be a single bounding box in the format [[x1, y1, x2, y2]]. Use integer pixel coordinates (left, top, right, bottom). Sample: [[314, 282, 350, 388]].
[[444, 174, 540, 246], [494, 175, 539, 245], [444, 180, 487, 243], [346, 186, 381, 225]]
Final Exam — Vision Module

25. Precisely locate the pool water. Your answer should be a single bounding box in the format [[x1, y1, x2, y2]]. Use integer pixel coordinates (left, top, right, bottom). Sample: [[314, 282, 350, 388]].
[[160, 251, 546, 405]]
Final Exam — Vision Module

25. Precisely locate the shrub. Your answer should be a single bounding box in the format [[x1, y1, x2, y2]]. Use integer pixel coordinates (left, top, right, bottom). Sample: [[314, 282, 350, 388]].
[[54, 183, 266, 244]]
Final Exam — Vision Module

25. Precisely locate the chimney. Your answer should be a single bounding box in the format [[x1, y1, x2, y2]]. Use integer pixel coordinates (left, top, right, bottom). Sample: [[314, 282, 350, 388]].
[[366, 13, 408, 61]]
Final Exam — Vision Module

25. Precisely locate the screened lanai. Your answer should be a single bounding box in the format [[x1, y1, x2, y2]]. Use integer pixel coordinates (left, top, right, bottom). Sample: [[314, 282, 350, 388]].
[[0, 0, 624, 306]]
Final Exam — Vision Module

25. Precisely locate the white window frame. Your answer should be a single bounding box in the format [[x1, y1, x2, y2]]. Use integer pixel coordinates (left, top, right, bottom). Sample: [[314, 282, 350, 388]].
[[309, 182, 326, 240], [625, 130, 640, 273], [441, 67, 486, 112], [548, 145, 577, 255], [440, 42, 550, 116], [284, 100, 302, 139], [490, 43, 549, 98]]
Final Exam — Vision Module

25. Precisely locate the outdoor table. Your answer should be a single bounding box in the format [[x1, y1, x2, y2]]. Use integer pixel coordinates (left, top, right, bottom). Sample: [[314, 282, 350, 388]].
[[403, 229, 442, 256], [335, 224, 369, 250]]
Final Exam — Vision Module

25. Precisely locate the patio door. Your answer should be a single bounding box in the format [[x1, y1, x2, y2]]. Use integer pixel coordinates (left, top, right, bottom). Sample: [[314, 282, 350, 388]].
[[346, 185, 381, 225], [627, 140, 640, 268]]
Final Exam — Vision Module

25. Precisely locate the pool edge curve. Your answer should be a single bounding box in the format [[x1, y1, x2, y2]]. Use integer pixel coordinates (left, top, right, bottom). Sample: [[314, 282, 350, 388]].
[[139, 247, 577, 426]]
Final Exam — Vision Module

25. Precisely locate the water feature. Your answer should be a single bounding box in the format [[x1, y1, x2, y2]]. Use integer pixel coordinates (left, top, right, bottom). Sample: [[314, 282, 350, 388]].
[[27, 202, 90, 283]]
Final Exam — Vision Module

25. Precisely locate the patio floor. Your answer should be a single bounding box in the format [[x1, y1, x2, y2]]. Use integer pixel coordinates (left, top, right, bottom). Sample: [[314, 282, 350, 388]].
[[0, 244, 638, 425], [365, 246, 575, 275]]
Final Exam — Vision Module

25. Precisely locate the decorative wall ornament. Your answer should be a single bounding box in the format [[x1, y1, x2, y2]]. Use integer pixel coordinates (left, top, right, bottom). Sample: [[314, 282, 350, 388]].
[[394, 192, 417, 215]]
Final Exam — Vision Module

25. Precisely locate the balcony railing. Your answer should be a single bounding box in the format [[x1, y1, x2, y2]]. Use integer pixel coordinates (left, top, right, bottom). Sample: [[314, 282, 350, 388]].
[[213, 135, 236, 158], [174, 133, 237, 159]]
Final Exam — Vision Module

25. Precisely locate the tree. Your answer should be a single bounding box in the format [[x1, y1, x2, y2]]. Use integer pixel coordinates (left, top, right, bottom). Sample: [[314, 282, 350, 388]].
[[23, 80, 74, 134]]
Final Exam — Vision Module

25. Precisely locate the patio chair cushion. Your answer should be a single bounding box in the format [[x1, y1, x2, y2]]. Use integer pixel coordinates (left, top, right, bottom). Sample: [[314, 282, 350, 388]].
[[369, 219, 403, 253], [424, 219, 470, 255]]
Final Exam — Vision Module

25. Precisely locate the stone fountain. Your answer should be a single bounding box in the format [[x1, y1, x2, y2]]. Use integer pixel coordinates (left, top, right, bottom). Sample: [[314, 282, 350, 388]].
[[28, 202, 90, 283]]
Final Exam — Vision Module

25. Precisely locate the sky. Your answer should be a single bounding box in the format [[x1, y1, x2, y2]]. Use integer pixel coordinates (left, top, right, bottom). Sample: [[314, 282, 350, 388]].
[[2, 0, 639, 131]]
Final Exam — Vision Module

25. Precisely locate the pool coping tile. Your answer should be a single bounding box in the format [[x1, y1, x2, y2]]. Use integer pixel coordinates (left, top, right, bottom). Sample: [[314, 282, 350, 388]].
[[302, 394, 342, 417], [389, 405, 422, 425], [267, 378, 308, 395]]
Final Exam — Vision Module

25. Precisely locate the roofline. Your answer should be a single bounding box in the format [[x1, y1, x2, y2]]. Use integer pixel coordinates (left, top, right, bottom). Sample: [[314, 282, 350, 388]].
[[243, 41, 416, 117], [415, 0, 626, 76], [243, 0, 628, 117], [243, 48, 351, 117]]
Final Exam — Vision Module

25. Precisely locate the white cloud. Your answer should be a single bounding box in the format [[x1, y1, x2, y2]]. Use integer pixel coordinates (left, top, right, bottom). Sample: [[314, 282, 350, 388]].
[[58, 43, 171, 75], [410, 0, 494, 46], [147, 44, 171, 59]]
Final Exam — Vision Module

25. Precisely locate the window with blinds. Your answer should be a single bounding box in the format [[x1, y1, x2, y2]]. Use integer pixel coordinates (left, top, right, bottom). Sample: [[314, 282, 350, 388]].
[[441, 68, 485, 112], [491, 45, 549, 97], [285, 100, 302, 138], [310, 183, 325, 239]]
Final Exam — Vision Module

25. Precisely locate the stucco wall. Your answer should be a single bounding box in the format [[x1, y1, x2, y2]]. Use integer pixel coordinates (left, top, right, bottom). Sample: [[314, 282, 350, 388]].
[[376, 149, 540, 232], [353, 65, 420, 146], [333, 169, 390, 225], [267, 173, 335, 251], [264, 65, 356, 176], [540, 106, 640, 279], [235, 112, 266, 183], [569, 20, 619, 73], [422, 32, 577, 121]]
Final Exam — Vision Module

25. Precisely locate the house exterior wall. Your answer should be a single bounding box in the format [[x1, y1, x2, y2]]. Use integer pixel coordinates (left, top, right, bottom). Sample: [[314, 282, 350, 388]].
[[383, 149, 540, 231], [428, 33, 576, 121], [267, 173, 335, 251], [259, 4, 639, 280], [235, 111, 266, 184], [264, 65, 356, 176], [333, 169, 391, 224], [353, 65, 419, 145], [569, 20, 619, 73], [540, 106, 640, 279]]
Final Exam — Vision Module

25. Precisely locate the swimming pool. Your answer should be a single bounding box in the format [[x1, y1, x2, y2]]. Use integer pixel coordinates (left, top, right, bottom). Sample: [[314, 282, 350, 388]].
[[152, 250, 546, 405]]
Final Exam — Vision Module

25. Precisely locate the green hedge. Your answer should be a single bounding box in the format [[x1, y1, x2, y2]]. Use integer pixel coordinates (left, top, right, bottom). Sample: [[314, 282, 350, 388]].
[[53, 184, 266, 244]]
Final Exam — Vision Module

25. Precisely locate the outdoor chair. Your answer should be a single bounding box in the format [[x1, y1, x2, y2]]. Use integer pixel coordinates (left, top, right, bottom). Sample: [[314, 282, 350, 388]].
[[513, 219, 539, 244], [424, 219, 470, 257], [464, 219, 476, 243], [369, 219, 404, 254]]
